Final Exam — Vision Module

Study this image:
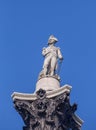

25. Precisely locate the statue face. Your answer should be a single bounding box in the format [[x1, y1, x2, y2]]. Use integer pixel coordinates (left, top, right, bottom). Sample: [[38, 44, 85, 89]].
[[48, 39, 57, 45]]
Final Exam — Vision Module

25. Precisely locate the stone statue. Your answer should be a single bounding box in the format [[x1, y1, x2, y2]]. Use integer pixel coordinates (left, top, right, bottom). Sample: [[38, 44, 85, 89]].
[[39, 35, 63, 79]]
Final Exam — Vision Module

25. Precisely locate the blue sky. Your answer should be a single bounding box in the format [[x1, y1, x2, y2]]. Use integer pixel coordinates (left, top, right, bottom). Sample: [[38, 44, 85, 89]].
[[0, 0, 96, 130]]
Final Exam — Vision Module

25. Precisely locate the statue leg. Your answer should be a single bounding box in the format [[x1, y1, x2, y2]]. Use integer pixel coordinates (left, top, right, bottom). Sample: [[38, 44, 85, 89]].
[[43, 56, 51, 75], [50, 57, 57, 76]]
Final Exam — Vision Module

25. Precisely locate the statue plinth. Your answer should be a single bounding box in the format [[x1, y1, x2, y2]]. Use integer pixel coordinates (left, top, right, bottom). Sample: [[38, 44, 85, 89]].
[[36, 76, 60, 92]]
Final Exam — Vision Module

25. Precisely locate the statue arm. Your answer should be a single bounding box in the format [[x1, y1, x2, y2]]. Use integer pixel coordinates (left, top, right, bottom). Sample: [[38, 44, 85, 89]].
[[42, 47, 46, 56], [42, 47, 50, 56], [57, 48, 63, 60]]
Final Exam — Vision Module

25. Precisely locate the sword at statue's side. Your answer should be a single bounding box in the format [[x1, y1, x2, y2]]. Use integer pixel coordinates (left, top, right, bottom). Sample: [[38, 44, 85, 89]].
[[56, 59, 63, 75]]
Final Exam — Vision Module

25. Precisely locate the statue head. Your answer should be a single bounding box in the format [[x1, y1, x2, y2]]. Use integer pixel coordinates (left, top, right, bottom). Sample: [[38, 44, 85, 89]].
[[48, 35, 58, 45]]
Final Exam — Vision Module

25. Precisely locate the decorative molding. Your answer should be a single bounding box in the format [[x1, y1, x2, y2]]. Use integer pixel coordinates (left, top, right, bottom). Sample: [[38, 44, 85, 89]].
[[13, 88, 83, 130], [12, 84, 71, 101]]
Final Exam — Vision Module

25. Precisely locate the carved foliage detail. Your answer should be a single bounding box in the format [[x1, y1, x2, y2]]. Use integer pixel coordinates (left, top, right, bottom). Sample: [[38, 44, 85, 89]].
[[14, 89, 81, 130]]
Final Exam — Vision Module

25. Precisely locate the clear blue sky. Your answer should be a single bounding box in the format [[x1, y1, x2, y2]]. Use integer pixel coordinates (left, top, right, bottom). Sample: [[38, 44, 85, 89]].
[[0, 0, 96, 130]]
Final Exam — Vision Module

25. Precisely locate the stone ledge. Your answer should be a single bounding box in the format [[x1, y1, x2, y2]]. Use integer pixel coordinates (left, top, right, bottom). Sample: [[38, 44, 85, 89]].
[[11, 84, 72, 101]]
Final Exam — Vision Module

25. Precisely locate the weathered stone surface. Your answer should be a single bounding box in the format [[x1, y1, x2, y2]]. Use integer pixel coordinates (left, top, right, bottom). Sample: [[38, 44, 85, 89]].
[[12, 88, 83, 130], [12, 36, 83, 130], [39, 35, 63, 78], [36, 76, 60, 91], [12, 84, 71, 101]]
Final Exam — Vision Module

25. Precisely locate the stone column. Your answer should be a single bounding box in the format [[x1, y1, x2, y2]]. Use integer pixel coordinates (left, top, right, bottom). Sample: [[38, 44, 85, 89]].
[[12, 84, 83, 130], [11, 35, 83, 130]]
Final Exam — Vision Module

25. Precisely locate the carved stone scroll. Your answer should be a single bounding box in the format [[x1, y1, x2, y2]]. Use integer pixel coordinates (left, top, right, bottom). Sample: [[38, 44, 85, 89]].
[[13, 89, 83, 130]]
